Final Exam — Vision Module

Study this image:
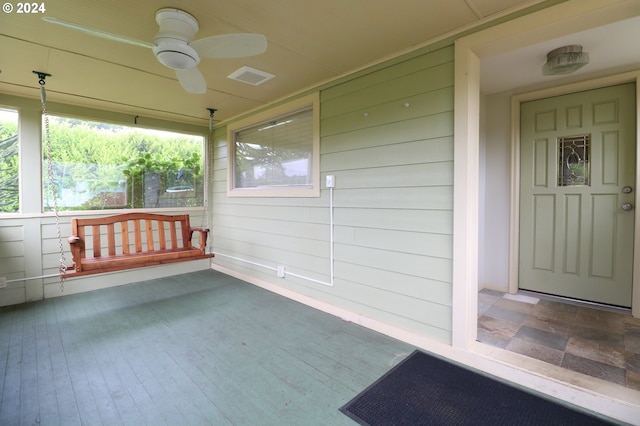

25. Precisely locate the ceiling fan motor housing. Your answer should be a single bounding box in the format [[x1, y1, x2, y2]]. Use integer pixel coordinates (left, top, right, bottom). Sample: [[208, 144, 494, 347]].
[[153, 8, 200, 70]]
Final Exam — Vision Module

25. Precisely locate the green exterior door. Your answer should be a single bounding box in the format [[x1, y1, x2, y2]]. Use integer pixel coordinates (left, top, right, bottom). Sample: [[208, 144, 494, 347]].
[[519, 83, 636, 307]]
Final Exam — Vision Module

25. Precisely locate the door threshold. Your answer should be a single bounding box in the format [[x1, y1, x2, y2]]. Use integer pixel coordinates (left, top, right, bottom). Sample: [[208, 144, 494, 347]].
[[516, 290, 631, 315]]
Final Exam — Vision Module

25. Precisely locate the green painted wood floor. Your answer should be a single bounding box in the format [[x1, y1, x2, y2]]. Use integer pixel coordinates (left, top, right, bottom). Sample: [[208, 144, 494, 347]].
[[0, 270, 414, 425]]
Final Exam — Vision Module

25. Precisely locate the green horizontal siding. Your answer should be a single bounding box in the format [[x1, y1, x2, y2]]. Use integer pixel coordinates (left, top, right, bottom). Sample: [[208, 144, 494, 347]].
[[323, 135, 453, 170], [321, 45, 454, 104], [212, 45, 454, 342], [339, 227, 452, 259], [336, 208, 452, 233]]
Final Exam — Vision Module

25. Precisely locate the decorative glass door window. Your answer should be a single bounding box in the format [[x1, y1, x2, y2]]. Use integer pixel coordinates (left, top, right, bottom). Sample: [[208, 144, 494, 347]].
[[558, 134, 590, 186]]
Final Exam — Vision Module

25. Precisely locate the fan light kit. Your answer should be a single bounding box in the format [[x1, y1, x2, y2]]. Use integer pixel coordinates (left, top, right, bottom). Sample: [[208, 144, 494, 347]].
[[153, 9, 200, 70], [43, 8, 268, 94], [542, 45, 589, 76]]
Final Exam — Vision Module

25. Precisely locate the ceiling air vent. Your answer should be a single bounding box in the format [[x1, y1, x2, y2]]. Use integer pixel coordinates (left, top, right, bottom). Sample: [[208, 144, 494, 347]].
[[227, 66, 275, 86]]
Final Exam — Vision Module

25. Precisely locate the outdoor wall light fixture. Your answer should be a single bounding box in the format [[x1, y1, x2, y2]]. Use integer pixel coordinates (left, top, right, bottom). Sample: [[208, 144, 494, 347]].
[[542, 45, 589, 75]]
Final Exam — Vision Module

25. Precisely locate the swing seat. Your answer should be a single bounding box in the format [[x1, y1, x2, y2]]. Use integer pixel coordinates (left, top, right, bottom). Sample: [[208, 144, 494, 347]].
[[64, 212, 213, 277]]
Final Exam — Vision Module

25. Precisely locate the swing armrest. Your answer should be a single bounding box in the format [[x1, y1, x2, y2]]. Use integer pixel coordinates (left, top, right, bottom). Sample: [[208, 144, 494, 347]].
[[189, 227, 210, 253], [67, 236, 83, 272]]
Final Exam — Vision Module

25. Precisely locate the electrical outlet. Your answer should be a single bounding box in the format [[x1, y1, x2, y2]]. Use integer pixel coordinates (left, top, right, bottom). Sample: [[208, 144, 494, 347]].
[[276, 265, 285, 278], [0, 277, 6, 289]]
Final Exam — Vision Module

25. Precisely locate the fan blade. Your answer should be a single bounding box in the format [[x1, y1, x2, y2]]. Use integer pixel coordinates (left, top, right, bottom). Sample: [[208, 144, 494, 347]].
[[190, 34, 267, 58], [175, 68, 207, 94], [43, 17, 154, 49]]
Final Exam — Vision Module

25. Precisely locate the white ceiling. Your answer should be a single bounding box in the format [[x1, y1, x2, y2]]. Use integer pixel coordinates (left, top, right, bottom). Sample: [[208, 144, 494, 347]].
[[0, 1, 637, 126], [481, 15, 640, 94]]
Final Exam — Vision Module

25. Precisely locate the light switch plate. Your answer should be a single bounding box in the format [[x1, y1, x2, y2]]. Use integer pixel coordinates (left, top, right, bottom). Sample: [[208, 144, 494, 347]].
[[326, 175, 335, 188]]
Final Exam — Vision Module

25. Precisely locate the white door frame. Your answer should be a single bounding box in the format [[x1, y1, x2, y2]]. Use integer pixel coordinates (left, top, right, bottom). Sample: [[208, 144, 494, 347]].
[[508, 73, 640, 317], [453, 0, 640, 350]]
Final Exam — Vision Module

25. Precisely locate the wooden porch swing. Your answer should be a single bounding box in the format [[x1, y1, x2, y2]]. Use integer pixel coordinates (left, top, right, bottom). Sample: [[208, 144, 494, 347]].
[[36, 71, 214, 281], [65, 212, 214, 277]]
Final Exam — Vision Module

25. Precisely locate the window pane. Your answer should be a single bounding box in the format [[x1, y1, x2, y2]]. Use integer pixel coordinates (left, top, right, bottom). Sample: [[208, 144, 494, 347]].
[[558, 134, 590, 186], [0, 109, 19, 213], [234, 108, 313, 189], [42, 116, 204, 211]]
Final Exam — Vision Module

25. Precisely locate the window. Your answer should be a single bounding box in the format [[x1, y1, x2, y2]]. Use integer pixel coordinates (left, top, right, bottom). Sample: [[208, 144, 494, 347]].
[[42, 116, 205, 211], [0, 108, 19, 213], [228, 93, 320, 197], [558, 134, 590, 186]]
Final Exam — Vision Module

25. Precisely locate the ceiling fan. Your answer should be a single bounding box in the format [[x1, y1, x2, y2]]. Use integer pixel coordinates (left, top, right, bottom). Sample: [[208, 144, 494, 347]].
[[43, 8, 267, 94]]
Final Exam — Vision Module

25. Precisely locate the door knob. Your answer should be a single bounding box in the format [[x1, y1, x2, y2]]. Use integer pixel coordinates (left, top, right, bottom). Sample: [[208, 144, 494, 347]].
[[622, 203, 634, 211]]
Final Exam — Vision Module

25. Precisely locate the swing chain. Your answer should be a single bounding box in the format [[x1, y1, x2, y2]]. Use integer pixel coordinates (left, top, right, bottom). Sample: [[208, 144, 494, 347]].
[[202, 108, 216, 254], [38, 73, 68, 291]]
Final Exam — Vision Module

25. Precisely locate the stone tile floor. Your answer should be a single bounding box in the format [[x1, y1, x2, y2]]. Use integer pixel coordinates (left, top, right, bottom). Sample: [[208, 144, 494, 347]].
[[477, 289, 640, 391]]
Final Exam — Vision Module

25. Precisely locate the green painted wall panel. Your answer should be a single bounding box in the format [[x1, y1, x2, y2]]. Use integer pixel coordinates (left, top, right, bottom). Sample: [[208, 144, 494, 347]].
[[0, 240, 23, 256], [335, 187, 452, 210], [214, 203, 318, 223], [322, 138, 453, 170], [333, 162, 453, 189], [322, 45, 454, 103], [322, 94, 453, 137], [214, 228, 329, 257], [334, 278, 452, 331], [321, 116, 453, 153], [336, 262, 452, 304], [335, 208, 452, 234], [347, 228, 452, 259], [0, 257, 24, 275], [214, 193, 328, 208], [211, 180, 228, 194], [321, 66, 454, 120], [215, 237, 330, 274], [335, 244, 452, 282], [215, 215, 329, 241], [0, 224, 23, 240], [211, 45, 455, 344]]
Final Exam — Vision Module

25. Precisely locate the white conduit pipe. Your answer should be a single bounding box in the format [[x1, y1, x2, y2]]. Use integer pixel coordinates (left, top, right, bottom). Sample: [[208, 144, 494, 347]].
[[7, 273, 63, 283], [213, 252, 278, 273], [213, 252, 333, 287], [329, 186, 334, 285], [213, 186, 335, 287]]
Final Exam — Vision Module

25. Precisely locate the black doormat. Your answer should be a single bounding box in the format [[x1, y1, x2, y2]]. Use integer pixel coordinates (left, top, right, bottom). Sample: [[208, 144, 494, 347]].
[[340, 350, 614, 425]]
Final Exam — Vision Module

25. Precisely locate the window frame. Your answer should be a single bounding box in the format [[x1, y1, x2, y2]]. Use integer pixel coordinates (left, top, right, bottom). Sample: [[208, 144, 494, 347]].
[[227, 92, 320, 197]]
